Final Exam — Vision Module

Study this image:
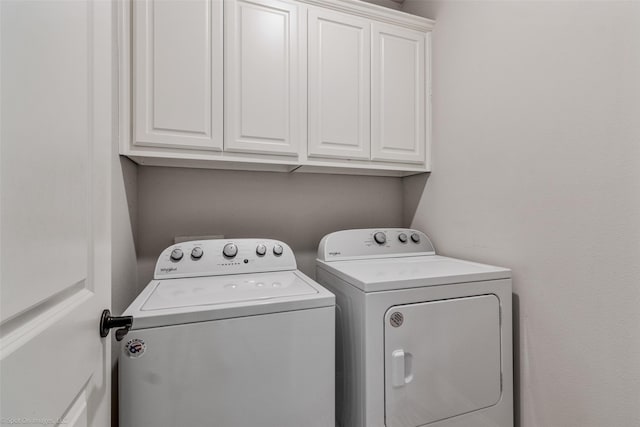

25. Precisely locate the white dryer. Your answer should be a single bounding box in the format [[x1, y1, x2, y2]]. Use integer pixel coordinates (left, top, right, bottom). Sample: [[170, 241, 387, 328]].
[[120, 239, 335, 427], [316, 229, 513, 427]]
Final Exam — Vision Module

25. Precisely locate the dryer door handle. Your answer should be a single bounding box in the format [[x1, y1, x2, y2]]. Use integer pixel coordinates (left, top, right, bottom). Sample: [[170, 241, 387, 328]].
[[391, 350, 414, 387]]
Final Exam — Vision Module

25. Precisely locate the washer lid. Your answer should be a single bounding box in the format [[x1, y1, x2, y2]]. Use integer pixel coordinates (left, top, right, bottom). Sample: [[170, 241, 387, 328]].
[[124, 270, 335, 329], [317, 255, 511, 292], [142, 271, 317, 311]]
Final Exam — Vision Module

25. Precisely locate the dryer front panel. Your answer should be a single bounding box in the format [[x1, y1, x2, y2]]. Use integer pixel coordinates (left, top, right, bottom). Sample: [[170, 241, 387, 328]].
[[384, 295, 502, 427]]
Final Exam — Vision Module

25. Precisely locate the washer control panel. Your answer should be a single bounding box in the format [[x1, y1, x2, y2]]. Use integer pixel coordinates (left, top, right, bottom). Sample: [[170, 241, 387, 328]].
[[155, 239, 296, 279], [317, 228, 435, 261]]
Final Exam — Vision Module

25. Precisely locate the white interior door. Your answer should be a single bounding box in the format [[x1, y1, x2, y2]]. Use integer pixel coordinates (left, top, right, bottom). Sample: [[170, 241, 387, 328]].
[[384, 295, 502, 427], [1, 0, 113, 426]]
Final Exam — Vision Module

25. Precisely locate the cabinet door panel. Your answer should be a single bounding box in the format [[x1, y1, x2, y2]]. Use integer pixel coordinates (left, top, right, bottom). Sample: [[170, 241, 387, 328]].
[[225, 0, 299, 156], [372, 23, 425, 164], [308, 9, 370, 160], [134, 0, 223, 150]]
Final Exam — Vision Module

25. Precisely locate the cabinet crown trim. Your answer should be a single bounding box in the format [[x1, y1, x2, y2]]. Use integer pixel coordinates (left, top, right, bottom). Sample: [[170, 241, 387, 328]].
[[297, 0, 434, 31]]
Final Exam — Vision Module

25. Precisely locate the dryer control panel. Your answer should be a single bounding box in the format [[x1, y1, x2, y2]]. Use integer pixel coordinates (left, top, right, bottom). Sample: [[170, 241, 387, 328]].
[[317, 228, 436, 261], [154, 239, 296, 279]]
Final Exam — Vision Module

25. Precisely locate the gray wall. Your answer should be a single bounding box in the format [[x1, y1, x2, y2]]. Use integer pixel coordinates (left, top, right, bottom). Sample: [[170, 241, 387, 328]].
[[136, 167, 404, 285], [402, 1, 640, 426]]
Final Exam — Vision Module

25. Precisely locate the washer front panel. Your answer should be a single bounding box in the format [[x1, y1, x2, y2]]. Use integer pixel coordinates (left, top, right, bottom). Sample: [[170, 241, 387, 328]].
[[120, 307, 335, 427]]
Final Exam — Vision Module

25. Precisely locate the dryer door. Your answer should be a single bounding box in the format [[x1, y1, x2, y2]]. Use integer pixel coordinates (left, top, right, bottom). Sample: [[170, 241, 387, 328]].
[[384, 295, 502, 427]]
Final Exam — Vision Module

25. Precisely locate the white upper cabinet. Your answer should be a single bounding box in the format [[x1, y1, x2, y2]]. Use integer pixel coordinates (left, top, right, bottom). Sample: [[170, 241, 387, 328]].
[[371, 23, 427, 164], [121, 0, 433, 175], [224, 0, 299, 156], [307, 8, 370, 160], [134, 0, 223, 150]]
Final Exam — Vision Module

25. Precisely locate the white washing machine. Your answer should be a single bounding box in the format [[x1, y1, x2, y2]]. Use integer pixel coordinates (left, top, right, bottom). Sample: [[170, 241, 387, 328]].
[[120, 238, 335, 427], [316, 229, 513, 427]]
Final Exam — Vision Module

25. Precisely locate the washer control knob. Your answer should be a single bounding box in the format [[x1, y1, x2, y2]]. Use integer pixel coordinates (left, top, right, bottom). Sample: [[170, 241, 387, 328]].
[[191, 247, 204, 259], [398, 233, 408, 243], [170, 248, 184, 262], [373, 232, 387, 245], [256, 244, 267, 257], [273, 244, 284, 256], [411, 233, 421, 243], [223, 243, 238, 258]]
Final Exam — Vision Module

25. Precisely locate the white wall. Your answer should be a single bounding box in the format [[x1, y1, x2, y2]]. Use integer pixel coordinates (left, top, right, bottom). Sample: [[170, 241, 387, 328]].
[[135, 167, 404, 285], [402, 1, 640, 426]]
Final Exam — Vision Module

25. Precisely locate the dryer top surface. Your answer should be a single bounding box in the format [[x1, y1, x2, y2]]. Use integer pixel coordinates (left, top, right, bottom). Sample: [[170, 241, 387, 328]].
[[317, 255, 510, 292]]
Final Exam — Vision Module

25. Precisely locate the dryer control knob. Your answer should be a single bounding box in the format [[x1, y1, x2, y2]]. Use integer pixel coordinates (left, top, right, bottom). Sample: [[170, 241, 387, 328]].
[[410, 233, 421, 243], [398, 233, 408, 243], [273, 244, 284, 256], [191, 247, 204, 259], [223, 243, 238, 258], [170, 248, 184, 262], [374, 232, 387, 245], [256, 244, 267, 256]]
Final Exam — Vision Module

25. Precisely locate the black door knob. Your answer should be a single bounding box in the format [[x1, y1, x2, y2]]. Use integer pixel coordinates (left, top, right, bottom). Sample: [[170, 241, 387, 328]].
[[99, 309, 133, 341]]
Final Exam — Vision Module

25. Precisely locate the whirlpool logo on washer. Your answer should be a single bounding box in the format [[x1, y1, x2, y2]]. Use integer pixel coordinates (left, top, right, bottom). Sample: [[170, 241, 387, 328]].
[[124, 338, 146, 358]]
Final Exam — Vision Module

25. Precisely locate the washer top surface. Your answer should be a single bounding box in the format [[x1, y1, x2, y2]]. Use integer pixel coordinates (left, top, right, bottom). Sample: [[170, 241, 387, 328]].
[[124, 239, 334, 329], [316, 229, 510, 292], [141, 271, 318, 311]]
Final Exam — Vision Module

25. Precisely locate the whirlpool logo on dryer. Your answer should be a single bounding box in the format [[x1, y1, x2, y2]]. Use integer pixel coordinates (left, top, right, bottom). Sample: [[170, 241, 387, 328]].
[[160, 267, 177, 273]]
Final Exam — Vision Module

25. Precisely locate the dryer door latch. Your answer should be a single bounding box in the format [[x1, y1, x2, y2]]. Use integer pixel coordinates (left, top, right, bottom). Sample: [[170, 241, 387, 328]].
[[99, 309, 133, 341]]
